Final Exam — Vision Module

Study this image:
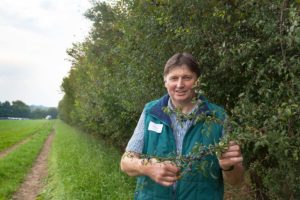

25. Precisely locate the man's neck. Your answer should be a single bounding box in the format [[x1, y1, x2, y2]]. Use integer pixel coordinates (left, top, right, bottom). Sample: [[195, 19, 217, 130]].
[[170, 99, 197, 114]]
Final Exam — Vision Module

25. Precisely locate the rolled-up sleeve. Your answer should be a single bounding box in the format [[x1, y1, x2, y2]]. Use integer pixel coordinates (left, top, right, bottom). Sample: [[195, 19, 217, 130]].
[[125, 110, 145, 154]]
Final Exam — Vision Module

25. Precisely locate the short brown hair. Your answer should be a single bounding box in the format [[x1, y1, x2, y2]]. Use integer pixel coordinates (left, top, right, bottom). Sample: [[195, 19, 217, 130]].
[[164, 53, 201, 77]]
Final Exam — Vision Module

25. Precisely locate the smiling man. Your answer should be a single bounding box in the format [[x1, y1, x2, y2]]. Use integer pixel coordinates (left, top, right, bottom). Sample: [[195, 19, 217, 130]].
[[120, 53, 244, 200]]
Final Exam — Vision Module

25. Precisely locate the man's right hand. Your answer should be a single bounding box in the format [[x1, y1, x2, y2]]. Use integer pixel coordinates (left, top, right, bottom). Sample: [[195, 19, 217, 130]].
[[120, 152, 180, 187], [143, 159, 180, 187]]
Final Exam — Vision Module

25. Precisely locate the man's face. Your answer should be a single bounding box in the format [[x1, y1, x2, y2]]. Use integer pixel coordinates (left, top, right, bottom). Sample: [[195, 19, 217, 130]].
[[164, 65, 197, 106]]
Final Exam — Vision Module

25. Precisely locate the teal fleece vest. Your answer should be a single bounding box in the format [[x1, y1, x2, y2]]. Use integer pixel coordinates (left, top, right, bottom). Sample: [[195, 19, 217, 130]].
[[134, 95, 225, 200]]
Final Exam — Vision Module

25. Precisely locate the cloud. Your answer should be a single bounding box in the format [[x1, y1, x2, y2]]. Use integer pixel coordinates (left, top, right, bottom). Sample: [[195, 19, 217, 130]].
[[0, 0, 92, 107], [0, 62, 33, 79], [39, 0, 57, 11]]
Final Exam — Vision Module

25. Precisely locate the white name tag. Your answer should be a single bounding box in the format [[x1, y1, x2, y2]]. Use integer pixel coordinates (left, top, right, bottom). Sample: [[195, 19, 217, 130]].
[[148, 121, 163, 133]]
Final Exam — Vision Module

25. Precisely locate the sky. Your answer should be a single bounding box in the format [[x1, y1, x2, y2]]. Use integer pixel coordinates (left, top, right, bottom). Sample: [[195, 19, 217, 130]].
[[0, 0, 94, 107]]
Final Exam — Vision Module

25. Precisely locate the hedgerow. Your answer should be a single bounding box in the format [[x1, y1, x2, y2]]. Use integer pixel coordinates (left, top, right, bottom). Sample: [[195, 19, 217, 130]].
[[59, 0, 300, 198]]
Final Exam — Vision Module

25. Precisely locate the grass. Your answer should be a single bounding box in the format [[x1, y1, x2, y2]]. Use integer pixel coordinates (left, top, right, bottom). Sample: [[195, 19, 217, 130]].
[[0, 120, 50, 152], [0, 120, 53, 199], [41, 120, 135, 200]]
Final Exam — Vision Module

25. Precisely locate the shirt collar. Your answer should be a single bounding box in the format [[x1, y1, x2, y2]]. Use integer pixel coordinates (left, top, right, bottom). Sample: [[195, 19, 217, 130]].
[[167, 98, 201, 115]]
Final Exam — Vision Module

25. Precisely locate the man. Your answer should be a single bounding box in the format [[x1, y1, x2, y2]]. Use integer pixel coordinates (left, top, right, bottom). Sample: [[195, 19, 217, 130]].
[[120, 53, 244, 199]]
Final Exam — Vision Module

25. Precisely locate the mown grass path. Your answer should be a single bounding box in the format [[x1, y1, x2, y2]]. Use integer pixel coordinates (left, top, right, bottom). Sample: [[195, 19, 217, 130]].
[[0, 120, 135, 200], [12, 131, 55, 200], [0, 120, 53, 200], [41, 120, 135, 200]]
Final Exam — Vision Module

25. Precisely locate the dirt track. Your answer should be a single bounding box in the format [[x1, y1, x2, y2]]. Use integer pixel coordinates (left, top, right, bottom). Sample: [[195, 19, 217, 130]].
[[12, 131, 55, 200]]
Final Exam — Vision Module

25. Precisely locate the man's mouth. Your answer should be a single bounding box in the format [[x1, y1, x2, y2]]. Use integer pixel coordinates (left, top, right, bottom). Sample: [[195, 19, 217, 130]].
[[175, 90, 187, 95]]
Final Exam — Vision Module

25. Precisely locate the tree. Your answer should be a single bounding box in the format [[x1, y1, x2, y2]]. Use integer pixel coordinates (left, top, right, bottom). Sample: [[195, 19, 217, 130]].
[[0, 101, 11, 117], [46, 107, 58, 119], [11, 100, 30, 118], [58, 0, 300, 198]]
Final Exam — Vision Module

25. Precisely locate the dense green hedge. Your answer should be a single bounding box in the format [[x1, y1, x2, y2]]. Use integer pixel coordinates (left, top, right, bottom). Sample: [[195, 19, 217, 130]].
[[59, 0, 300, 199]]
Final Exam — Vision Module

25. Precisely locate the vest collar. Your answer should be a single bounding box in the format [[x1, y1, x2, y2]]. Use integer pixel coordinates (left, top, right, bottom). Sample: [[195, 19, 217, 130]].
[[149, 94, 211, 126], [149, 94, 172, 126]]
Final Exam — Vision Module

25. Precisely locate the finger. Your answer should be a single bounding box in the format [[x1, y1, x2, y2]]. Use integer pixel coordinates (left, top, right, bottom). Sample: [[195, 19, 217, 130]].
[[156, 175, 178, 186], [220, 156, 243, 166], [161, 175, 178, 182], [156, 165, 179, 177], [229, 156, 243, 163], [226, 144, 241, 152], [159, 180, 176, 187], [221, 151, 241, 158], [160, 170, 178, 178], [219, 162, 238, 170], [162, 163, 180, 174]]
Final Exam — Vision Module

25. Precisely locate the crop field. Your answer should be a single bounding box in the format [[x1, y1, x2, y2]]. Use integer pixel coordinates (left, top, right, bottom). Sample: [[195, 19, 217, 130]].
[[0, 120, 135, 200], [0, 120, 53, 200], [0, 120, 50, 152], [0, 119, 255, 200], [40, 120, 135, 200]]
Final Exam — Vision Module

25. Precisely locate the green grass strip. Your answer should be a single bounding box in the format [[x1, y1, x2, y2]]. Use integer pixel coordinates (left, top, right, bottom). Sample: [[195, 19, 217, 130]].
[[0, 120, 50, 152], [0, 121, 53, 200], [41, 120, 135, 200]]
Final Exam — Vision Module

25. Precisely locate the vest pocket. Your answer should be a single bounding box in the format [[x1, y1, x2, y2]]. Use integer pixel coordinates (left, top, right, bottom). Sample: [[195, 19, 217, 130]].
[[196, 182, 223, 200], [177, 172, 223, 200], [135, 176, 173, 200], [146, 130, 173, 156]]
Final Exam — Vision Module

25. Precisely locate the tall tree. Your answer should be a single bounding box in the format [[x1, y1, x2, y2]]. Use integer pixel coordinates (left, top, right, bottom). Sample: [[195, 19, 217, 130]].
[[0, 101, 11, 117], [11, 100, 30, 118]]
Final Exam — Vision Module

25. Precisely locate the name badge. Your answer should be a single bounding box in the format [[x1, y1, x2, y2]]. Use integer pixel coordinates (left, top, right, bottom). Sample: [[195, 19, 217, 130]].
[[148, 121, 163, 133]]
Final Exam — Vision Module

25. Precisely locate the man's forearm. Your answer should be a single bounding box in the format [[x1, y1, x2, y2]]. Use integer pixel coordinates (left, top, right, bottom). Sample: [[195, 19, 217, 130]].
[[222, 162, 245, 185], [120, 153, 145, 176]]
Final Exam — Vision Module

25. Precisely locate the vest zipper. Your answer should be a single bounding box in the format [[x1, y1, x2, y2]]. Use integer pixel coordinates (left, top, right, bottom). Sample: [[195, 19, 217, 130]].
[[172, 182, 177, 200]]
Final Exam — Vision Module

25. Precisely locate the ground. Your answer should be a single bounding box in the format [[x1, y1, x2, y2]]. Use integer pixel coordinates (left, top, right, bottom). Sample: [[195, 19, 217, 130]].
[[12, 131, 55, 200]]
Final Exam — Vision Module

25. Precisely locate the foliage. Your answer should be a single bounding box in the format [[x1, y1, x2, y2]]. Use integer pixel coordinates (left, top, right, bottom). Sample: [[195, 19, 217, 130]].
[[0, 101, 30, 118], [59, 0, 300, 199], [0, 100, 58, 119], [30, 107, 58, 119]]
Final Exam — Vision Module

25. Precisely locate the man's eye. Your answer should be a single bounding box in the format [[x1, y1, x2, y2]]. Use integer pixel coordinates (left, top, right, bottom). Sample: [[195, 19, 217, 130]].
[[183, 76, 192, 80], [170, 77, 178, 81]]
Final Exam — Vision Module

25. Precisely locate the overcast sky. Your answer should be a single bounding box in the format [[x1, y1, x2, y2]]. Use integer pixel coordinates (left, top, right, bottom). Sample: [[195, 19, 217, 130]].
[[0, 0, 93, 107]]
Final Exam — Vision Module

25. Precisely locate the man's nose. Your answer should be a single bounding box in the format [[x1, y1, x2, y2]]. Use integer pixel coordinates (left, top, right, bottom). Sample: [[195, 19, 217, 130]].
[[176, 78, 184, 87]]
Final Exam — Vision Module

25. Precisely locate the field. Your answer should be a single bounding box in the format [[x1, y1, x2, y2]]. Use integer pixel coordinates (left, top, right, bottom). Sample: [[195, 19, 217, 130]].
[[41, 120, 135, 199], [0, 120, 53, 199], [0, 120, 135, 200], [0, 120, 50, 152], [0, 119, 255, 200]]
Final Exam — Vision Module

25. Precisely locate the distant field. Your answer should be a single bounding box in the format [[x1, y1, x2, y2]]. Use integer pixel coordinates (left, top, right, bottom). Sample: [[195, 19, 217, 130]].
[[0, 120, 136, 200], [0, 120, 53, 199], [0, 120, 50, 152]]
